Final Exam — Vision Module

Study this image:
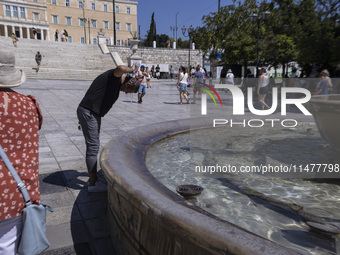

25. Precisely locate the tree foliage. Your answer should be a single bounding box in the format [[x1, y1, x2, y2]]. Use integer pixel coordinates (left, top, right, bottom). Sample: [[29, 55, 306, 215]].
[[192, 0, 339, 76], [145, 12, 157, 47]]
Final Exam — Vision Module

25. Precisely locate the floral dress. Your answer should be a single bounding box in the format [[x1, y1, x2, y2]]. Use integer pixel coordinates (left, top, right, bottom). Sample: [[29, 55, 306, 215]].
[[0, 90, 43, 220]]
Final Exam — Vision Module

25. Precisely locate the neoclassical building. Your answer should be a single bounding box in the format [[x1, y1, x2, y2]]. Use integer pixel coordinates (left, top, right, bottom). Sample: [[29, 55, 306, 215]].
[[0, 0, 138, 44]]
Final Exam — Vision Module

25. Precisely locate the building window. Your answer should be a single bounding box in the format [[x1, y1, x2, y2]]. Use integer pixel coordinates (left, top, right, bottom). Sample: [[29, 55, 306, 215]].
[[66, 0, 70, 7], [66, 16, 72, 25], [68, 36, 72, 43], [91, 3, 95, 10], [116, 40, 120, 46], [52, 15, 58, 24], [5, 5, 11, 17], [52, 0, 57, 5], [20, 7, 25, 18], [115, 22, 120, 30], [33, 12, 39, 20], [13, 6, 18, 18], [33, 0, 37, 2], [103, 4, 108, 12], [79, 18, 85, 27], [115, 6, 119, 13], [78, 1, 83, 8], [91, 20, 96, 28], [93, 38, 97, 45], [80, 37, 85, 44], [127, 7, 130, 14], [104, 21, 109, 29], [126, 23, 131, 31]]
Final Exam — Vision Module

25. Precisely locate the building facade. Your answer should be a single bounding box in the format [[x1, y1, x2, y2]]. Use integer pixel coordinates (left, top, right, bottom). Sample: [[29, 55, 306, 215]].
[[0, 0, 138, 44]]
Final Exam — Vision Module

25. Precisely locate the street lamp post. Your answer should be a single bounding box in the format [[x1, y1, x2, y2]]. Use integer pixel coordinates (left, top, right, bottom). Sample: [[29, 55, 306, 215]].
[[88, 19, 91, 44], [82, 0, 87, 44], [176, 11, 179, 44], [250, 10, 270, 77], [113, 0, 116, 45], [181, 25, 194, 69]]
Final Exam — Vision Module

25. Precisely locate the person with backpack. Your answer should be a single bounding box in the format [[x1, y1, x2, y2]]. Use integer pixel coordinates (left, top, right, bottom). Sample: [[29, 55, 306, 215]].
[[35, 51, 42, 73]]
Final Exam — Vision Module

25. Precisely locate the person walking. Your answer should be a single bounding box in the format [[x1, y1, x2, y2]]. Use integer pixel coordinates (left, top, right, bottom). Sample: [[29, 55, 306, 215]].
[[226, 69, 234, 85], [155, 64, 161, 80], [55, 29, 59, 41], [177, 66, 190, 104], [151, 65, 155, 78], [61, 30, 65, 42], [257, 68, 270, 110], [64, 29, 68, 42], [11, 33, 18, 48], [169, 65, 175, 81], [77, 63, 140, 192], [136, 65, 148, 103], [313, 69, 333, 95], [193, 65, 204, 104], [32, 27, 37, 39], [35, 51, 42, 73], [145, 67, 151, 88], [0, 43, 43, 254]]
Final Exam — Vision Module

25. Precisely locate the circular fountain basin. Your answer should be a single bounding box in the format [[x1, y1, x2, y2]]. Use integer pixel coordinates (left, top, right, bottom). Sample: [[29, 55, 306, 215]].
[[306, 94, 340, 152], [100, 119, 299, 255]]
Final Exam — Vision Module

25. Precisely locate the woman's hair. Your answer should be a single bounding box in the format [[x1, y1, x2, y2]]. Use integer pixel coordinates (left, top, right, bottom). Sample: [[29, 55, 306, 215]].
[[320, 69, 329, 77], [181, 66, 186, 74], [260, 68, 266, 73]]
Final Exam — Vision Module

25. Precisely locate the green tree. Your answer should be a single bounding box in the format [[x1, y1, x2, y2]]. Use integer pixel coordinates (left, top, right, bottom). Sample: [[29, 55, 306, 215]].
[[145, 12, 157, 47], [156, 34, 170, 47], [198, 0, 259, 75]]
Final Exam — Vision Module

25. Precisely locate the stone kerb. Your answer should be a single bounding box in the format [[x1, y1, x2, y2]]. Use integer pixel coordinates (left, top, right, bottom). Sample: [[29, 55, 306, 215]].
[[100, 118, 299, 255]]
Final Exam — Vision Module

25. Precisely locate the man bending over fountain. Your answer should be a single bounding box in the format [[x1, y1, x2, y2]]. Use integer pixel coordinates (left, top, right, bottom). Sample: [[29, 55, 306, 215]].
[[77, 64, 140, 193]]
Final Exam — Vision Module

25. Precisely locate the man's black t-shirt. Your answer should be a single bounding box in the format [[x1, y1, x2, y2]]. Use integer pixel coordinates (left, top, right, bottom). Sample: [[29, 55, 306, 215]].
[[79, 69, 121, 117]]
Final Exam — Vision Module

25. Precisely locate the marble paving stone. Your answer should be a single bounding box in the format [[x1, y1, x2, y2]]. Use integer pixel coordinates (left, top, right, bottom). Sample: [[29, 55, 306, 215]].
[[84, 217, 111, 239], [40, 172, 68, 194], [40, 190, 76, 208], [45, 221, 89, 250], [76, 200, 108, 220], [46, 205, 82, 225], [93, 238, 117, 255]]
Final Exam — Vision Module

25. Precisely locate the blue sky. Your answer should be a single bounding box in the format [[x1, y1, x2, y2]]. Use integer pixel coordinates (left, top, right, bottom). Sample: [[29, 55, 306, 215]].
[[137, 0, 231, 40]]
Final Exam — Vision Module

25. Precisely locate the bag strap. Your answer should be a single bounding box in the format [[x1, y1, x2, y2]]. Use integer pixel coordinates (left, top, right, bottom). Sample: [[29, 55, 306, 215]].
[[0, 144, 31, 204]]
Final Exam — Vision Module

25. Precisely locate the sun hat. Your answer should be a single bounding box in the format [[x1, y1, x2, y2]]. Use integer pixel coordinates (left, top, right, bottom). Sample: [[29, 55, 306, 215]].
[[0, 43, 26, 88], [227, 69, 232, 73]]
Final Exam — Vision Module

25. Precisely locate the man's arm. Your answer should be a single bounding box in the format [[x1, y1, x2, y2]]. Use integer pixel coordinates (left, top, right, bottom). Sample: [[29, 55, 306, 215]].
[[114, 64, 135, 77]]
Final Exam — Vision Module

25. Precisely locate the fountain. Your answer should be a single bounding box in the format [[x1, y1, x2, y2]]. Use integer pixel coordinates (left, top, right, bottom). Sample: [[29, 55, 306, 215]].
[[305, 94, 340, 152], [100, 80, 340, 254], [101, 119, 301, 255]]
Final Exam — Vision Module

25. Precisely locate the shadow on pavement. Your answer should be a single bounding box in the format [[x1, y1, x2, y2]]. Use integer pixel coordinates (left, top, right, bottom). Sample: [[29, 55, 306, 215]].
[[40, 170, 116, 255]]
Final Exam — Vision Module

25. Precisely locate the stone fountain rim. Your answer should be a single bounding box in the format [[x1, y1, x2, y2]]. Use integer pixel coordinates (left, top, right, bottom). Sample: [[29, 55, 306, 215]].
[[308, 94, 340, 105], [100, 118, 299, 255]]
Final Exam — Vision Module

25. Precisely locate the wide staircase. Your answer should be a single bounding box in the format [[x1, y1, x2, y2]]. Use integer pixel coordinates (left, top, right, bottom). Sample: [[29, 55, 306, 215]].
[[0, 36, 117, 80]]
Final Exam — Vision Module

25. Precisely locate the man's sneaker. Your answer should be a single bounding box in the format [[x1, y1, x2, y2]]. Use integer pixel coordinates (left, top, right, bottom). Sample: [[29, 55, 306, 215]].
[[88, 179, 107, 193]]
